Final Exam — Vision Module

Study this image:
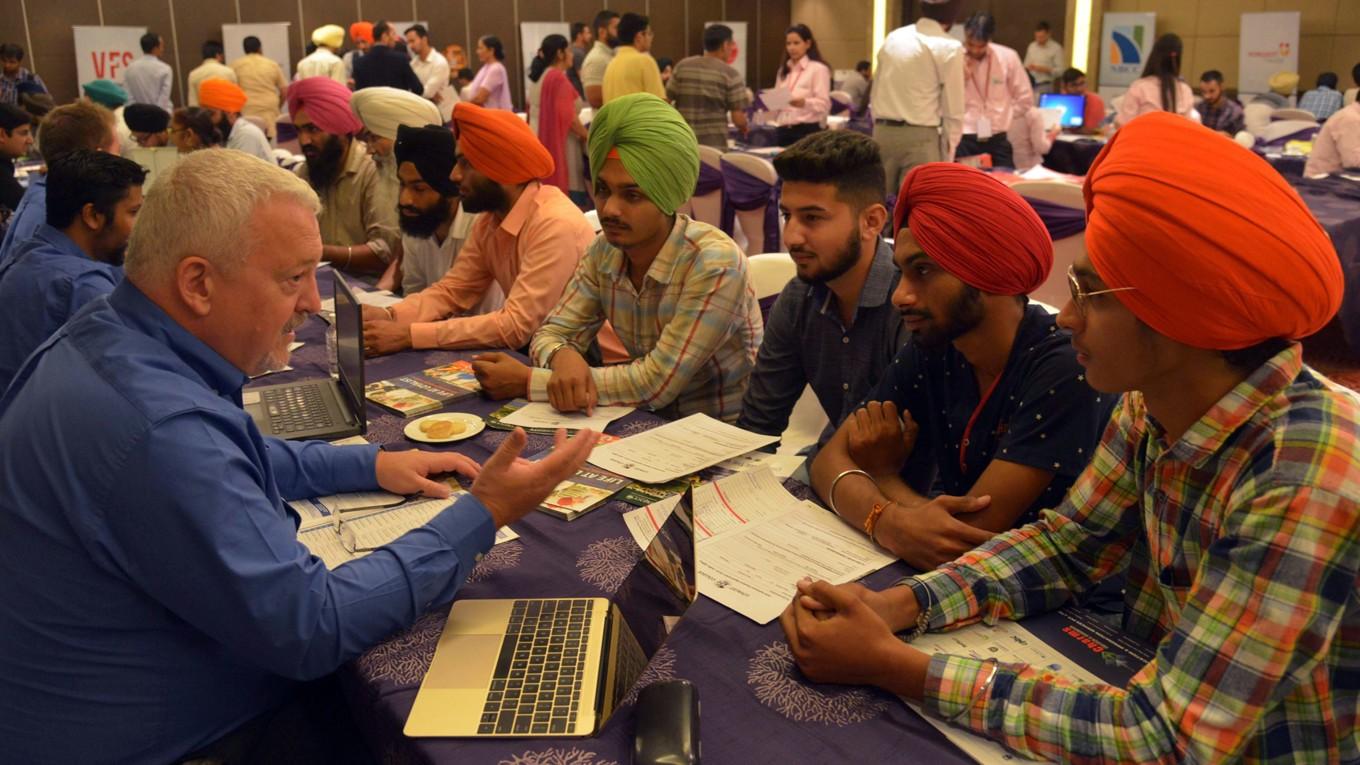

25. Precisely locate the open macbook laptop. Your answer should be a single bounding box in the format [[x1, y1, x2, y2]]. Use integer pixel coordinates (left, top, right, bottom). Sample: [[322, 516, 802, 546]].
[[244, 271, 366, 441], [406, 489, 698, 738]]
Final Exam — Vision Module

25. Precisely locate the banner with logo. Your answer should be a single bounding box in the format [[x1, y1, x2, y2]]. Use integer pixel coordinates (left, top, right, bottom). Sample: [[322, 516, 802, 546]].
[[73, 26, 147, 87], [1098, 13, 1155, 88], [705, 21, 748, 85], [1239, 12, 1299, 94]]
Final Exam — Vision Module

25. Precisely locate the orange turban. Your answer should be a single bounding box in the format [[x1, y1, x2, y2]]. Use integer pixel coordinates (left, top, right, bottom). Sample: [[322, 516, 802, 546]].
[[893, 163, 1052, 296], [287, 76, 362, 135], [1084, 112, 1341, 349], [452, 102, 554, 185], [349, 22, 374, 44], [198, 79, 246, 113]]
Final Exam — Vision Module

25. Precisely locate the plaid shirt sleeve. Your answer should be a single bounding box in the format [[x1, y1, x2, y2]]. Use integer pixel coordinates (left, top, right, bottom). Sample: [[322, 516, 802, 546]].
[[529, 242, 607, 364]]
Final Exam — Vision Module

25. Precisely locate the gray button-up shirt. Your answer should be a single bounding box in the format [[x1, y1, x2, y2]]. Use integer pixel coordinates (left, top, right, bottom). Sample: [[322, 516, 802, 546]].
[[737, 241, 907, 440], [124, 54, 173, 112]]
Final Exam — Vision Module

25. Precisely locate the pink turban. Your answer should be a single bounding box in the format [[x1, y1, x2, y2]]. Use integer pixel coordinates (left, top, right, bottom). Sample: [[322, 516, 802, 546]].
[[893, 163, 1053, 296], [286, 76, 362, 136]]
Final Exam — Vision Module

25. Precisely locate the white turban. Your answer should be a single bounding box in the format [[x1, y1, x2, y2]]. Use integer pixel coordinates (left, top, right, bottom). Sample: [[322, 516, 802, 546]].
[[350, 87, 443, 140]]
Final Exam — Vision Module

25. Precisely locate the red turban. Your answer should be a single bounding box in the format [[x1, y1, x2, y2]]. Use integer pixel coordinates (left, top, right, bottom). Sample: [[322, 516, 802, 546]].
[[198, 79, 246, 113], [287, 76, 362, 136], [452, 102, 554, 185], [893, 163, 1052, 296], [349, 22, 374, 44], [1084, 112, 1341, 349]]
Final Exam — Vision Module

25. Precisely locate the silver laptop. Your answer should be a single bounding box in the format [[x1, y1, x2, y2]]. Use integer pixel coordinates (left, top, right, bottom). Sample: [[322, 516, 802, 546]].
[[245, 272, 366, 441], [406, 489, 698, 738]]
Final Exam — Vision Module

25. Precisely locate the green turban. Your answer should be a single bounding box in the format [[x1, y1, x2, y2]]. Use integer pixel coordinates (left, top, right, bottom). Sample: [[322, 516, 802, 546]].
[[588, 93, 698, 216]]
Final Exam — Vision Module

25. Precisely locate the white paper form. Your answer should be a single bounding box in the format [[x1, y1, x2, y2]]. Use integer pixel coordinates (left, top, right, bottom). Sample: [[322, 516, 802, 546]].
[[621, 468, 800, 546], [697, 500, 895, 624], [298, 496, 519, 569], [587, 414, 779, 483], [713, 450, 806, 480], [759, 87, 793, 110], [622, 495, 683, 550], [500, 402, 634, 431]]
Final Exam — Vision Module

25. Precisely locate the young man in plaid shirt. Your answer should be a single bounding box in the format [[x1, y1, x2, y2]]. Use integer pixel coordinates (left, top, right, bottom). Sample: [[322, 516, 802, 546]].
[[781, 112, 1358, 763]]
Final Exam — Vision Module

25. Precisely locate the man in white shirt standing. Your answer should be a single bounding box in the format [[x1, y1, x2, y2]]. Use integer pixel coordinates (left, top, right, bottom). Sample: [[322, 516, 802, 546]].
[[871, 0, 964, 194], [296, 26, 347, 84], [124, 33, 174, 112], [958, 11, 1032, 169], [1023, 21, 1064, 93], [405, 25, 455, 125], [186, 41, 236, 107]]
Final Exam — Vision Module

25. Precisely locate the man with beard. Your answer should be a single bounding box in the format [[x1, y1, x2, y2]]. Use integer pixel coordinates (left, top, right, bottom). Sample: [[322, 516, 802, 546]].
[[737, 131, 907, 442], [350, 86, 443, 233], [198, 79, 273, 162], [362, 102, 593, 354], [580, 10, 620, 109], [808, 163, 1112, 570], [288, 76, 398, 275], [392, 124, 500, 312], [0, 150, 144, 389], [472, 94, 763, 423], [0, 148, 598, 763]]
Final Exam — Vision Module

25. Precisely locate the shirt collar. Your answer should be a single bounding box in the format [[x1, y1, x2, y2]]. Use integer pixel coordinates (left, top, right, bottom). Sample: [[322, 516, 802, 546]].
[[1157, 343, 1304, 468], [809, 239, 899, 314], [916, 18, 946, 36], [31, 224, 90, 260], [499, 181, 542, 237], [339, 139, 368, 177], [108, 280, 249, 399]]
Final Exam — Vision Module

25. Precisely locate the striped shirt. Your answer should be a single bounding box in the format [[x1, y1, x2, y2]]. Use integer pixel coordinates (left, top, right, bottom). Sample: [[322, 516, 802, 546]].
[[907, 344, 1360, 764], [529, 215, 763, 423], [667, 55, 749, 149]]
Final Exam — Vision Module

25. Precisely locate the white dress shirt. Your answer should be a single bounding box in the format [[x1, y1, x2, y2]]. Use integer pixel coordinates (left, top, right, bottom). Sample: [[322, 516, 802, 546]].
[[871, 18, 965, 157], [124, 55, 174, 112], [1023, 40, 1065, 88], [410, 50, 455, 123], [295, 49, 346, 84]]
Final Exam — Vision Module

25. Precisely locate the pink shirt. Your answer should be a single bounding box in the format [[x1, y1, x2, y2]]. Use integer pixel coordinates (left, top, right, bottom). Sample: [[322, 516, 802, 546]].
[[773, 57, 831, 127], [391, 182, 596, 349], [1304, 103, 1360, 176], [963, 43, 1032, 135], [1115, 76, 1198, 127]]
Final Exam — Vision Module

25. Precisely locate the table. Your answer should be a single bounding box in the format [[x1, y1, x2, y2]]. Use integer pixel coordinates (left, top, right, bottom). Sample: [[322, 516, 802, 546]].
[[1289, 177, 1360, 351], [250, 302, 975, 764], [1043, 136, 1106, 176]]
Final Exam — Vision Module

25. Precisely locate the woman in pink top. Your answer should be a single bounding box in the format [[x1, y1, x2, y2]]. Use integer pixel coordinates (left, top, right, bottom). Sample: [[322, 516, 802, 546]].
[[468, 35, 513, 111], [773, 24, 832, 146], [1115, 34, 1198, 127], [531, 34, 589, 206]]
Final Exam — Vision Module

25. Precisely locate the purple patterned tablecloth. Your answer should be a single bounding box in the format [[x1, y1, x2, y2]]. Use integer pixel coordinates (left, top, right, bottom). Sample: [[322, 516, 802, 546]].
[[248, 305, 974, 765], [1289, 178, 1360, 351]]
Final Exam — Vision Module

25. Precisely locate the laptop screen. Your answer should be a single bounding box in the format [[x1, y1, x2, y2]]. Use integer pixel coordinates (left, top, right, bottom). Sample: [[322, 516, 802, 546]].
[[331, 273, 366, 429], [1039, 93, 1086, 128], [605, 490, 697, 711]]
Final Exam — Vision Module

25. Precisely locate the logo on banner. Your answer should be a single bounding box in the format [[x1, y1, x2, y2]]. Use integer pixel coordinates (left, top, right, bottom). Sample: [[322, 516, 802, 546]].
[[1108, 25, 1145, 67]]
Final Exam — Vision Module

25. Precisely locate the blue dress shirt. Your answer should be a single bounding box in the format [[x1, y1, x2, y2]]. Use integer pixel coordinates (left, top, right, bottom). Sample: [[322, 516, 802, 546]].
[[0, 281, 495, 763], [0, 223, 122, 391], [0, 172, 45, 266]]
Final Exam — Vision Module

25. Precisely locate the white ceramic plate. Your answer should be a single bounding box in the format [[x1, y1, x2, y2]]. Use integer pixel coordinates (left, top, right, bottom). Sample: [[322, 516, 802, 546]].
[[403, 412, 486, 443]]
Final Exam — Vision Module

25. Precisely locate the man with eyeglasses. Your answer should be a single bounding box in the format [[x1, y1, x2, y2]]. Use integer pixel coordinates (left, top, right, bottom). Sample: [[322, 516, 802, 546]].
[[807, 162, 1113, 571], [781, 113, 1357, 764]]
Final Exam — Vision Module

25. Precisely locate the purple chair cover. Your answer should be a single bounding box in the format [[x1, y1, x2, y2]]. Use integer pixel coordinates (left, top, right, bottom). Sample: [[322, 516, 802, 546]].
[[830, 98, 851, 115], [1022, 196, 1087, 241], [758, 293, 780, 326], [1258, 125, 1321, 150], [694, 162, 724, 197], [720, 159, 782, 251]]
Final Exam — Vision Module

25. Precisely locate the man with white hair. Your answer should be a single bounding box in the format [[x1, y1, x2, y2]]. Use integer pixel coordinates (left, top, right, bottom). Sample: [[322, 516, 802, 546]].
[[296, 25, 347, 84], [350, 85, 442, 225], [0, 149, 597, 762]]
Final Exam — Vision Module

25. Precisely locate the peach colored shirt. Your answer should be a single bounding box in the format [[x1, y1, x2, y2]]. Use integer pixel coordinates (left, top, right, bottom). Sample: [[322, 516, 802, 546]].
[[1304, 103, 1360, 176], [390, 182, 595, 350]]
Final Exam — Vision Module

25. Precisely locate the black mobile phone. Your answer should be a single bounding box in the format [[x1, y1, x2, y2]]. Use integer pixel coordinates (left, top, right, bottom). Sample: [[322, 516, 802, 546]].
[[633, 679, 700, 764]]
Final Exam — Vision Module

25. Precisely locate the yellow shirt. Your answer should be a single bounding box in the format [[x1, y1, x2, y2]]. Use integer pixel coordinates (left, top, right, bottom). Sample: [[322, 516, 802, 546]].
[[294, 140, 400, 261], [601, 46, 666, 104], [229, 54, 288, 137]]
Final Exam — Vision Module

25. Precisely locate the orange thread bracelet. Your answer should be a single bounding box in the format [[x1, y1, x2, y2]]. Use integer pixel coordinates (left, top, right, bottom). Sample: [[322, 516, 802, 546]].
[[863, 502, 889, 544]]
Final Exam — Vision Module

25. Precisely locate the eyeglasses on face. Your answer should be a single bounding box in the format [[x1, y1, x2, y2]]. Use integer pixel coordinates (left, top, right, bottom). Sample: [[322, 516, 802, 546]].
[[1066, 265, 1136, 315]]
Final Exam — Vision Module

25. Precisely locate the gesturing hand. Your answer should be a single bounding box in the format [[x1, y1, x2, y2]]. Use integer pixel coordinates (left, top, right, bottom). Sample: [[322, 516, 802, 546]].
[[846, 401, 919, 479], [470, 427, 599, 527]]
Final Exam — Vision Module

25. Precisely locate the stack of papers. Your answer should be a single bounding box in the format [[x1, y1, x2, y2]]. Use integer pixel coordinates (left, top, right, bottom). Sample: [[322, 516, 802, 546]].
[[500, 401, 634, 432], [587, 414, 779, 483], [297, 495, 518, 569]]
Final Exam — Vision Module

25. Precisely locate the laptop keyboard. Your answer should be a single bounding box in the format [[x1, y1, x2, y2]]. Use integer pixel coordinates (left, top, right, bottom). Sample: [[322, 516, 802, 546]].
[[479, 599, 594, 735], [262, 385, 334, 433]]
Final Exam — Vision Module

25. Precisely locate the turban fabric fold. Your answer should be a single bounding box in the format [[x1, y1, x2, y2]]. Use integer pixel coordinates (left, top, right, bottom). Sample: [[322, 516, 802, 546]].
[[287, 76, 362, 135], [351, 87, 442, 140], [313, 25, 345, 49], [124, 103, 170, 133], [1084, 112, 1341, 349], [588, 93, 698, 217], [451, 102, 553, 185], [82, 80, 127, 108], [198, 79, 247, 113], [349, 22, 374, 44], [395, 124, 460, 196], [893, 163, 1052, 296]]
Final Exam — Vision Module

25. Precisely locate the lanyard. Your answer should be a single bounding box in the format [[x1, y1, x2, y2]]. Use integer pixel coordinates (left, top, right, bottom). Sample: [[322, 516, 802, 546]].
[[783, 60, 806, 98], [958, 371, 1004, 474], [966, 55, 993, 105]]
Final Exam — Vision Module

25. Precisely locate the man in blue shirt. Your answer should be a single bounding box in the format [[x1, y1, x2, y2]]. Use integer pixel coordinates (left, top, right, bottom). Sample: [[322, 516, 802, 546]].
[[810, 163, 1114, 571], [0, 149, 144, 390], [1298, 71, 1345, 121], [737, 130, 909, 442], [0, 148, 597, 763], [0, 99, 119, 265]]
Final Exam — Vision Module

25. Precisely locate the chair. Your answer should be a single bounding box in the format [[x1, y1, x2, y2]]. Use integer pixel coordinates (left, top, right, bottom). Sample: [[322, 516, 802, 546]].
[[1010, 181, 1085, 309], [1008, 181, 1083, 208], [747, 252, 797, 301], [1244, 102, 1274, 136], [584, 209, 602, 233], [1259, 119, 1320, 144], [720, 152, 781, 254], [1271, 107, 1319, 122], [829, 90, 854, 112], [684, 145, 724, 228]]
